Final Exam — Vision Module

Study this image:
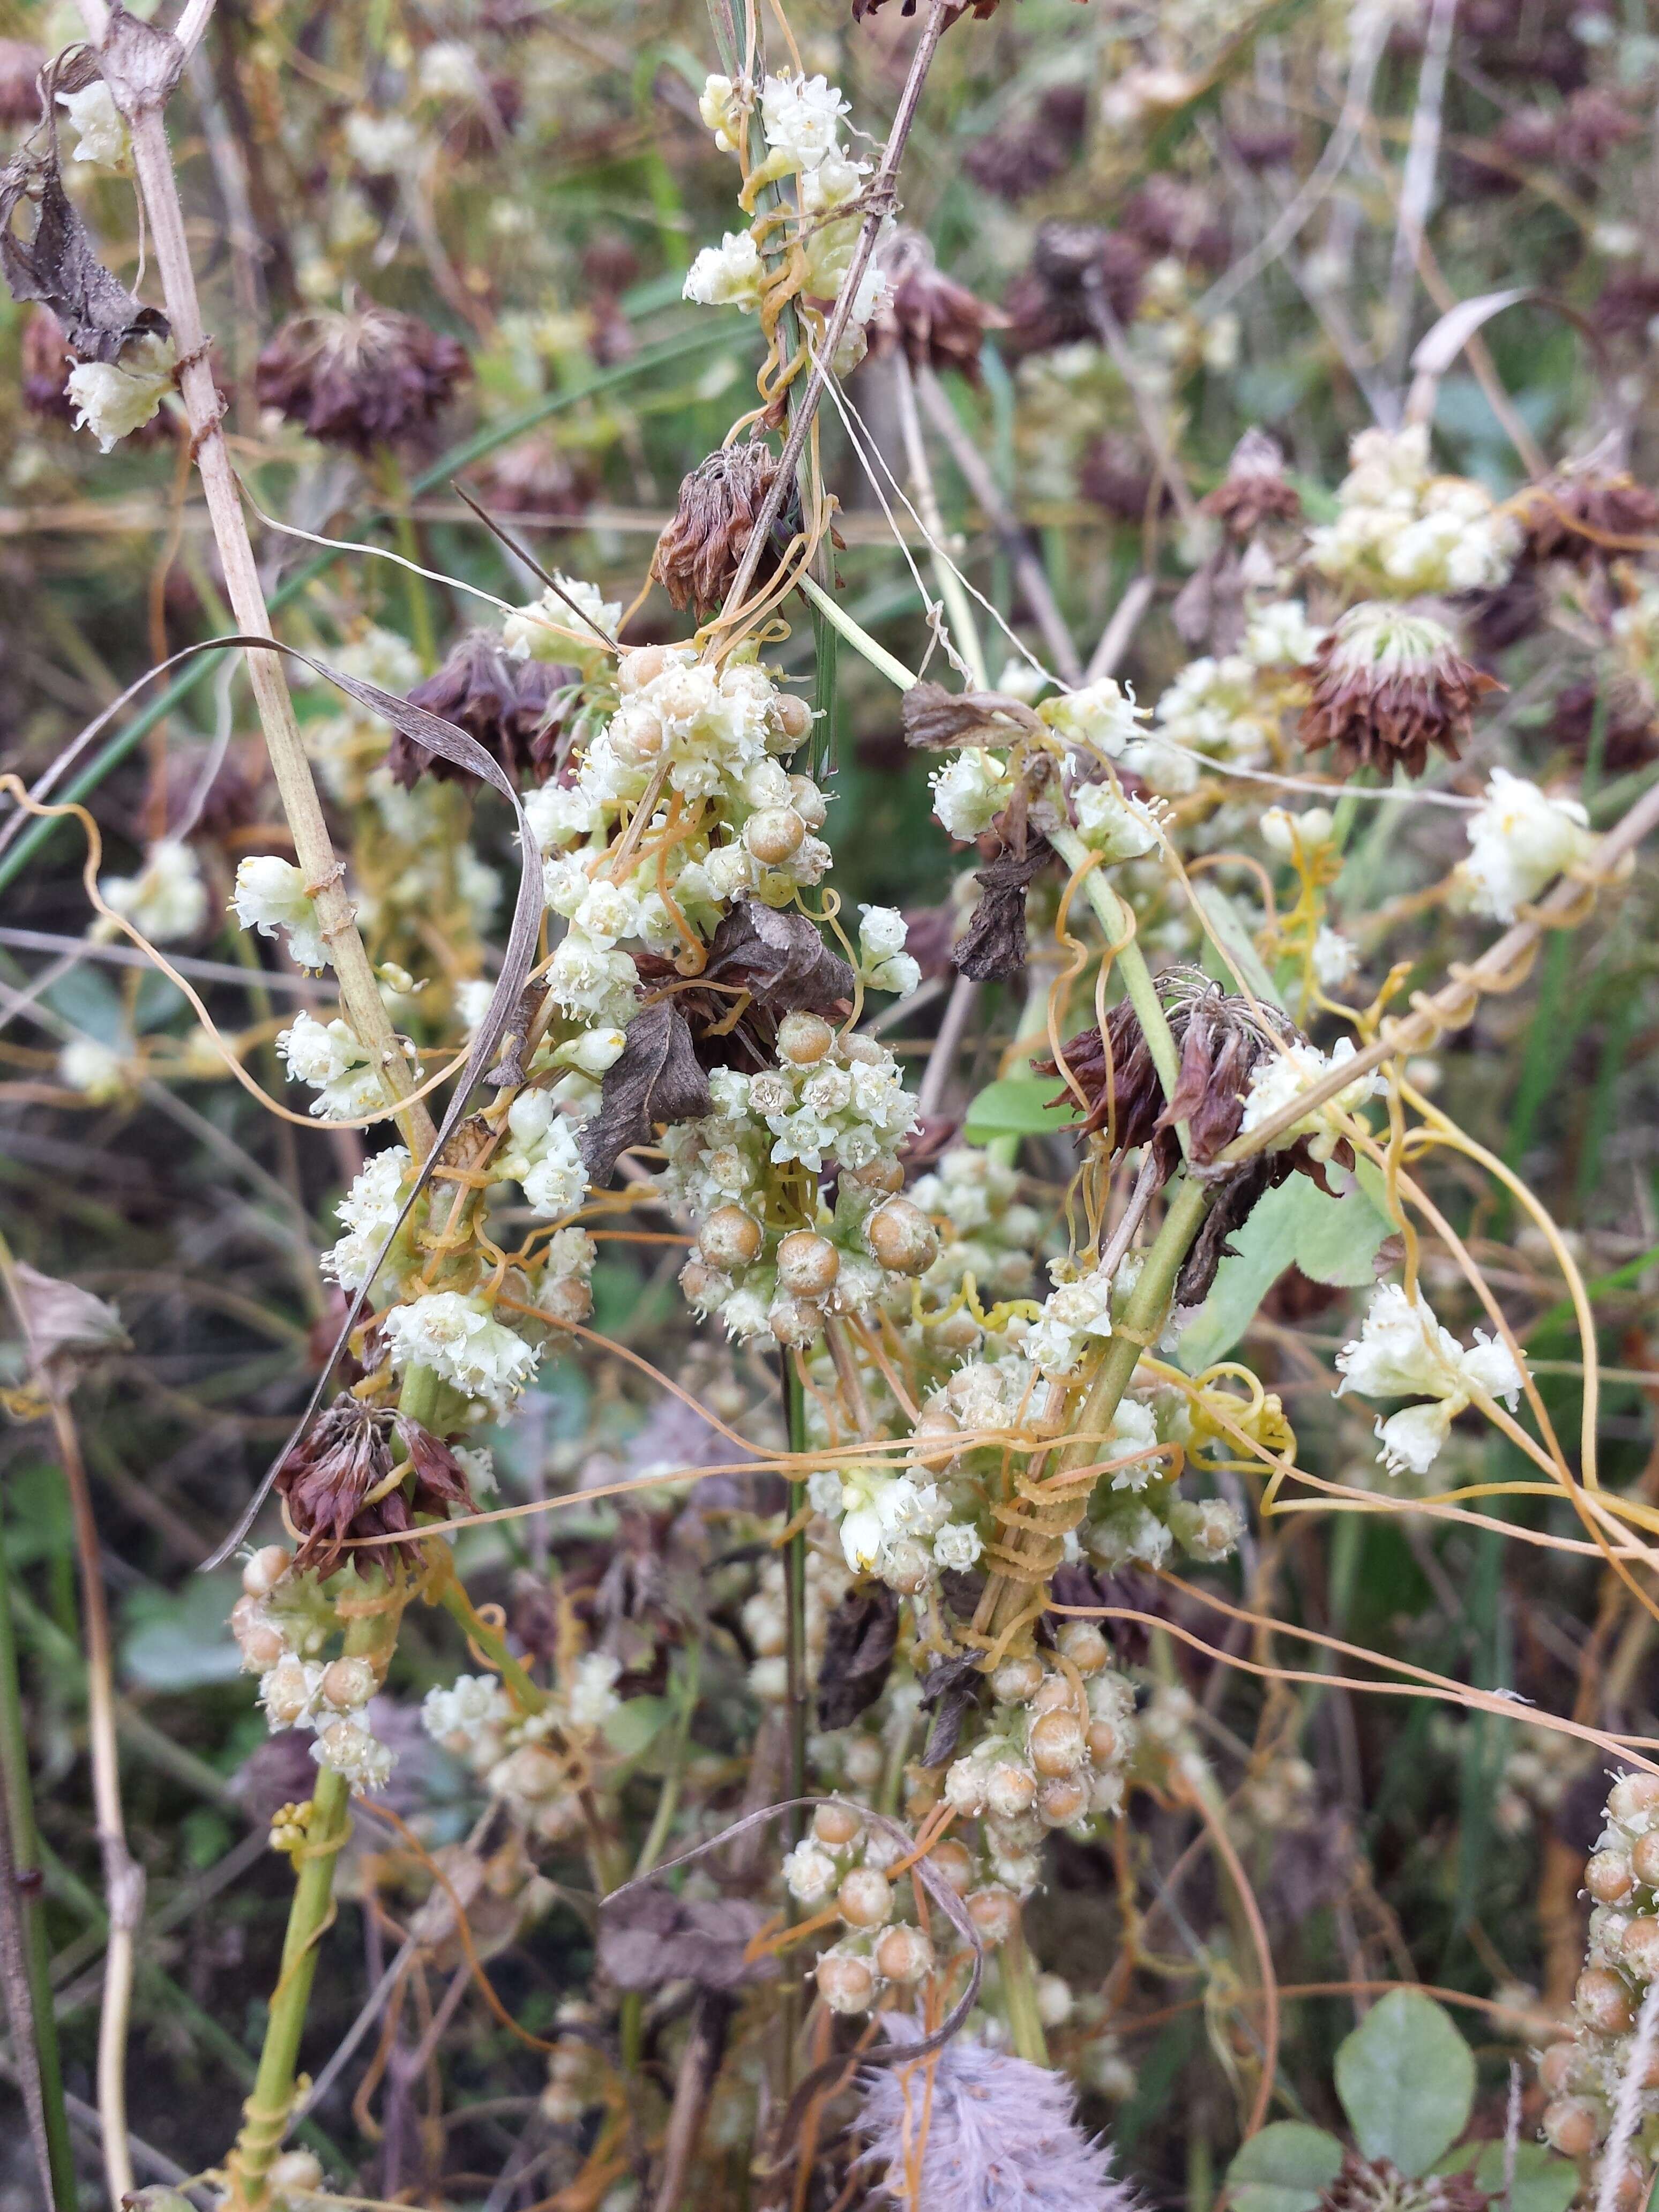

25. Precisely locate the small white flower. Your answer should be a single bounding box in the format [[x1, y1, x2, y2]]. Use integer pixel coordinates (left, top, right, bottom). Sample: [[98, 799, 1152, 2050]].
[[382, 1293, 538, 1414], [1336, 1281, 1525, 1477], [1311, 925, 1358, 990], [103, 836, 205, 944], [699, 71, 744, 154], [857, 905, 908, 963], [58, 1037, 125, 1102], [524, 782, 601, 851], [232, 854, 331, 970], [567, 1650, 623, 1731], [503, 578, 621, 662], [760, 71, 850, 172], [277, 1011, 385, 1120], [808, 1469, 846, 1515], [932, 1521, 983, 1571], [683, 230, 765, 312], [344, 109, 422, 175], [1072, 781, 1160, 861], [930, 750, 1010, 840], [1238, 1035, 1381, 1160], [59, 83, 128, 169], [422, 1673, 512, 1744], [1462, 768, 1594, 922], [1243, 599, 1324, 669], [782, 1839, 840, 1903], [417, 41, 480, 100], [1040, 675, 1148, 757], [868, 953, 921, 998], [312, 1717, 395, 1794], [1260, 805, 1334, 859], [519, 1118, 587, 1220]]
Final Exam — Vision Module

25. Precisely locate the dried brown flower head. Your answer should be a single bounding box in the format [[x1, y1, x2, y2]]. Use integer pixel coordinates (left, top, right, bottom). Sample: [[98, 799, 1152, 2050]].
[[651, 441, 782, 617], [1001, 222, 1147, 359], [255, 303, 470, 455], [476, 432, 594, 519], [274, 1395, 477, 1574], [1119, 173, 1229, 272], [1513, 466, 1659, 569], [869, 230, 1008, 381], [1200, 428, 1303, 539], [387, 630, 578, 789], [1555, 672, 1657, 772], [1593, 273, 1659, 342], [1557, 86, 1641, 169], [1080, 432, 1170, 522], [1227, 125, 1298, 170], [1319, 2154, 1489, 2212], [1301, 604, 1500, 778], [963, 85, 1088, 203]]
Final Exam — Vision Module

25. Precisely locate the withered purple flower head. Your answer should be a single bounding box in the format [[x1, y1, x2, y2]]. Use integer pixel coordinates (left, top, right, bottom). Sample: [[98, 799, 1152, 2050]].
[[651, 440, 782, 618], [255, 303, 470, 457], [1300, 603, 1500, 780], [1200, 428, 1303, 539], [1512, 464, 1659, 570], [869, 230, 1008, 383], [1319, 2152, 1490, 2212], [1002, 222, 1147, 361], [0, 39, 44, 129], [857, 2015, 1139, 2211], [388, 629, 578, 789], [274, 1394, 476, 1575], [963, 86, 1087, 204]]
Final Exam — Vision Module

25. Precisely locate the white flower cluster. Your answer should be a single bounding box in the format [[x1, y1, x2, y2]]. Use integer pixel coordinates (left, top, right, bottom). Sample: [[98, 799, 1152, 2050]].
[[930, 748, 1015, 840], [1147, 654, 1279, 784], [1068, 780, 1162, 863], [382, 1291, 539, 1417], [741, 1546, 850, 1704], [1020, 1263, 1123, 1380], [1335, 1281, 1525, 1476], [494, 1089, 588, 1218], [230, 1548, 394, 1795], [68, 332, 177, 453], [907, 1147, 1047, 1326], [304, 627, 424, 803], [686, 71, 894, 371], [103, 836, 206, 945], [943, 1632, 1139, 1893], [1237, 1034, 1382, 1161], [322, 1145, 413, 1297], [1243, 599, 1325, 669], [1306, 424, 1521, 597], [422, 1654, 625, 1842], [1462, 768, 1595, 923], [855, 905, 920, 998], [503, 576, 621, 670], [277, 1009, 396, 1120], [806, 1461, 982, 1587], [232, 855, 332, 971], [58, 1037, 126, 1102], [59, 82, 129, 168]]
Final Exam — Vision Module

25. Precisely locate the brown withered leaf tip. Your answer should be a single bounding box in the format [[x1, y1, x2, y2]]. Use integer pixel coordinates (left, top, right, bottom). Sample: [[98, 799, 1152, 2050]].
[[598, 1887, 778, 1991], [699, 899, 856, 1020], [1513, 466, 1659, 569], [1199, 428, 1303, 539], [255, 304, 470, 457], [952, 833, 1053, 981], [916, 1648, 983, 1768], [274, 1395, 476, 1574], [869, 230, 1008, 382], [901, 679, 1040, 753], [817, 1583, 901, 1730], [1301, 614, 1500, 780], [651, 442, 782, 618], [8, 1261, 129, 1396], [1040, 968, 1351, 1303], [580, 999, 712, 1186], [387, 630, 578, 789], [0, 144, 170, 364]]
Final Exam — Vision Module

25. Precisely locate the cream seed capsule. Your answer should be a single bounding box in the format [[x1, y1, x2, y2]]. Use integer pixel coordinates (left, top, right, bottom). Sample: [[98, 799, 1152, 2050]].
[[788, 774, 827, 828], [768, 1295, 819, 1348], [1036, 1774, 1089, 1826], [966, 1886, 1020, 1946], [817, 1950, 876, 2015], [777, 1011, 834, 1066], [320, 1656, 376, 1711], [1055, 1622, 1109, 1675], [1542, 2097, 1604, 2159], [1576, 1967, 1636, 2034], [990, 1655, 1045, 1705], [934, 1311, 983, 1354], [239, 1621, 288, 1672], [875, 1925, 935, 1984], [881, 1539, 931, 1596], [1538, 2043, 1579, 2096], [617, 644, 670, 691], [261, 1658, 316, 1727], [1029, 1710, 1087, 1777], [775, 692, 813, 744], [812, 1802, 864, 1849], [865, 1199, 938, 1277], [926, 1839, 975, 1893], [1086, 1720, 1120, 1767], [838, 1869, 894, 1928], [699, 1205, 764, 1269], [1631, 1831, 1659, 1887], [242, 1544, 293, 1599], [743, 806, 806, 866], [1609, 1774, 1659, 1822], [1031, 1674, 1075, 1718], [677, 1259, 726, 1309], [842, 1738, 885, 1789], [909, 1407, 961, 1471], [843, 1156, 907, 1196], [268, 2150, 325, 2193], [1624, 1918, 1659, 1977], [540, 1276, 594, 1328], [985, 1761, 1037, 1819], [776, 1231, 840, 1299], [1588, 1850, 1639, 1905]]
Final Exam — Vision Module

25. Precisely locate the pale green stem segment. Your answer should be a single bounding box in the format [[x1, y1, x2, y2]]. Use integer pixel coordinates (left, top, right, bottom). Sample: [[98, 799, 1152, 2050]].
[[795, 572, 921, 695], [1001, 1918, 1050, 2066]]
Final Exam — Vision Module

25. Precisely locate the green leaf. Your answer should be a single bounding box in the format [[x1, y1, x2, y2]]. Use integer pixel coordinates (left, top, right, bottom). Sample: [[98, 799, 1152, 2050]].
[[1333, 1989, 1475, 2177], [1226, 2123, 1345, 2212], [1462, 2142, 1579, 2212], [962, 1075, 1082, 1141], [601, 1694, 670, 1760], [1178, 1173, 1394, 1370], [121, 1574, 245, 1692]]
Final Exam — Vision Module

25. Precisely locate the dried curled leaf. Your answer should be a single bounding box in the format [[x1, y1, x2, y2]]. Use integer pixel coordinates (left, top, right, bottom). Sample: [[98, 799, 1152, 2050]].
[[816, 1583, 900, 1730], [6, 1261, 129, 1397], [700, 899, 856, 1018], [597, 1886, 778, 1990], [952, 834, 1052, 980], [579, 999, 712, 1185], [901, 681, 1040, 751], [916, 1648, 983, 1768], [0, 147, 169, 363]]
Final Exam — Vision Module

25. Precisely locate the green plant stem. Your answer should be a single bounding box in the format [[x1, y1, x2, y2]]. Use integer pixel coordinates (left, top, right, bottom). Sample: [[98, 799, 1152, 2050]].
[[0, 1517, 77, 2211], [795, 572, 921, 694], [377, 449, 438, 672], [1047, 825, 1185, 1134], [1001, 1920, 1049, 2066]]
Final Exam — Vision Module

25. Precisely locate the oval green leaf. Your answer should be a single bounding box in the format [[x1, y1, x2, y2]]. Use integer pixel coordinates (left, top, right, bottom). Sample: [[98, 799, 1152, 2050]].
[[1227, 2123, 1346, 2212], [961, 1074, 1082, 1141], [1333, 1989, 1475, 2177]]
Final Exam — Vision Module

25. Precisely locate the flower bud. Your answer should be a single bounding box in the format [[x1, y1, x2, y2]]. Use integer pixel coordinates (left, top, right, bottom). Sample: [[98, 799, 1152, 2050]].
[[320, 1657, 376, 1711], [990, 1655, 1045, 1705], [743, 806, 806, 866], [839, 1868, 894, 1929], [776, 1230, 840, 1298], [269, 2150, 324, 2193], [875, 1924, 935, 1984], [1029, 1710, 1087, 1777], [1056, 1622, 1109, 1676], [813, 1802, 864, 1849], [242, 1544, 293, 1599], [865, 1199, 938, 1276], [778, 1012, 835, 1066], [618, 644, 671, 691], [1037, 1774, 1089, 1826], [775, 693, 813, 744], [1589, 1850, 1639, 1905], [1576, 1967, 1636, 2034], [699, 1205, 764, 1269], [817, 1948, 876, 2014], [985, 1761, 1037, 1820], [966, 1886, 1020, 1945], [1542, 2097, 1603, 2159]]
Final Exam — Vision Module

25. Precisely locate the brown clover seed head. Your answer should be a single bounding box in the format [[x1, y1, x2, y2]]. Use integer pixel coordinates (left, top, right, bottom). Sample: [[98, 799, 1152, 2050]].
[[743, 806, 806, 866], [1575, 1966, 1636, 2034], [1198, 427, 1303, 539], [875, 1924, 935, 1984], [1301, 604, 1501, 781], [1542, 2097, 1604, 2160], [812, 1802, 864, 1849], [1588, 1849, 1639, 1904], [699, 1205, 764, 1270], [390, 631, 578, 790], [838, 1869, 894, 1929], [1514, 466, 1659, 570], [255, 304, 470, 457], [651, 442, 782, 617], [274, 1396, 477, 1575], [868, 228, 1008, 382], [776, 1231, 840, 1299], [864, 1198, 938, 1276]]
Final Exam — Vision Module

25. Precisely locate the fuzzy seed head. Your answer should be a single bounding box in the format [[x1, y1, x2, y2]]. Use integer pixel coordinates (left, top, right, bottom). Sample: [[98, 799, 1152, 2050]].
[[865, 1198, 939, 1276], [776, 1230, 840, 1298], [839, 1867, 894, 1928]]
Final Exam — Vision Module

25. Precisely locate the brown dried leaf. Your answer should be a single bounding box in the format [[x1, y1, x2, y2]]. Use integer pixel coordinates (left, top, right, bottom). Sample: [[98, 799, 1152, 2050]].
[[952, 835, 1052, 981], [916, 1649, 982, 1768], [9, 1261, 129, 1394], [597, 1887, 778, 1990], [579, 999, 712, 1185], [0, 146, 169, 363], [901, 681, 1041, 752], [816, 1584, 900, 1730], [700, 899, 855, 1018]]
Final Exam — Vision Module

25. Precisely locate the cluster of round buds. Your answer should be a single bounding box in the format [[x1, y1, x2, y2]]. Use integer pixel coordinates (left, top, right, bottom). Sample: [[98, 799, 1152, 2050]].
[[784, 1803, 942, 2017], [742, 1546, 850, 1703], [540, 1999, 607, 2127], [231, 1548, 394, 1795], [938, 1628, 1138, 1895], [1539, 1772, 1659, 2204], [669, 1017, 929, 1346], [421, 1655, 624, 1841], [805, 1460, 983, 1585]]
